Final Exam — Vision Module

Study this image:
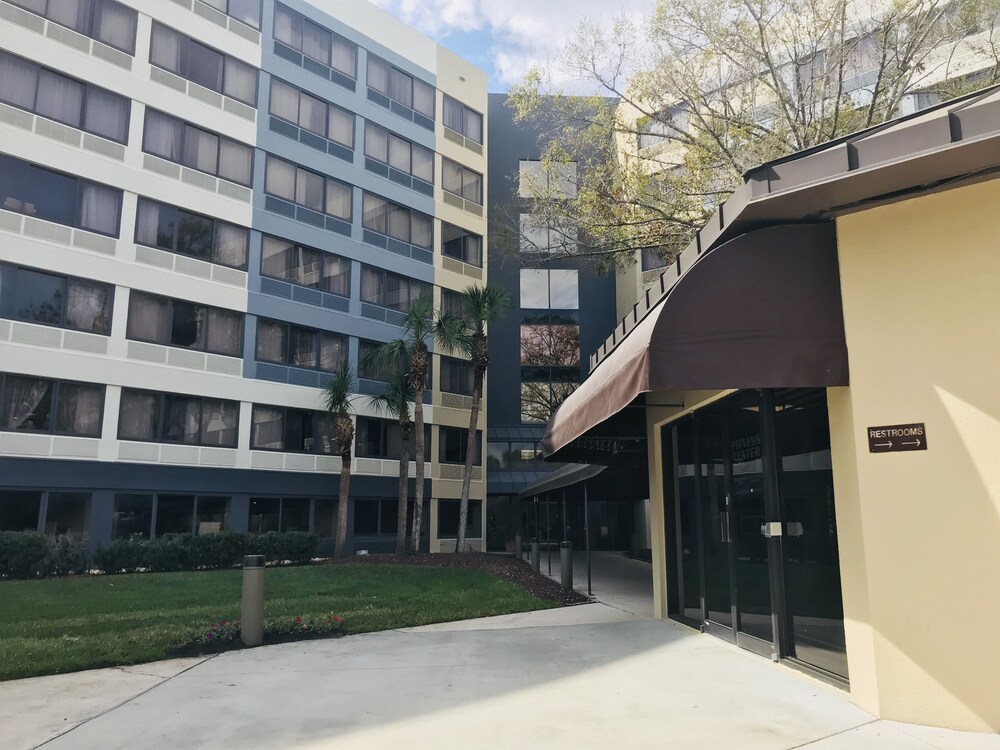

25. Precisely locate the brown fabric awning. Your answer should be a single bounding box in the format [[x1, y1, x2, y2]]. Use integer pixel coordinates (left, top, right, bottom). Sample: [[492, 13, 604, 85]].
[[542, 223, 848, 460]]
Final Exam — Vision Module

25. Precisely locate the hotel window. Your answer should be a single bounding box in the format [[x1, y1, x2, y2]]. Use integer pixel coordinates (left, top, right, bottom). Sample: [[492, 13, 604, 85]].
[[118, 389, 239, 447], [127, 292, 243, 357], [250, 405, 334, 454], [442, 159, 483, 205], [7, 0, 138, 54], [438, 499, 482, 537], [135, 198, 248, 269], [356, 417, 430, 460], [360, 266, 432, 313], [640, 247, 669, 271], [0, 374, 104, 437], [269, 78, 355, 148], [518, 160, 577, 199], [150, 22, 259, 105], [0, 51, 130, 143], [364, 122, 434, 184], [201, 0, 260, 28], [154, 495, 231, 536], [0, 154, 122, 236], [519, 214, 577, 255], [362, 194, 433, 249], [273, 2, 357, 79], [143, 110, 253, 186], [249, 497, 311, 533], [440, 356, 474, 396], [0, 263, 113, 335], [256, 319, 346, 373], [265, 155, 353, 220], [441, 289, 464, 317], [442, 96, 483, 143], [260, 236, 351, 296], [520, 320, 580, 367], [442, 223, 482, 267], [519, 269, 579, 310], [366, 55, 435, 119], [439, 427, 482, 465]]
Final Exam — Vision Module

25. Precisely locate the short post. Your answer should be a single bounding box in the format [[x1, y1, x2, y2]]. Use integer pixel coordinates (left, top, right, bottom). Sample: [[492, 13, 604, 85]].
[[514, 533, 522, 560], [530, 538, 540, 572], [560, 541, 573, 589], [241, 554, 265, 647]]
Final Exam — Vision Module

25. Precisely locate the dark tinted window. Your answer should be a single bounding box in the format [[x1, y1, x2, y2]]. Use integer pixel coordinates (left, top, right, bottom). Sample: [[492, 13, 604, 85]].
[[136, 198, 247, 269], [0, 262, 113, 334], [0, 374, 103, 436], [119, 389, 238, 447]]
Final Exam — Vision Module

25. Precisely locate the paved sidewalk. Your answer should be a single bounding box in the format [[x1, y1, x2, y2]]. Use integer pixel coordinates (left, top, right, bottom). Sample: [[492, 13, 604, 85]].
[[4, 608, 999, 750]]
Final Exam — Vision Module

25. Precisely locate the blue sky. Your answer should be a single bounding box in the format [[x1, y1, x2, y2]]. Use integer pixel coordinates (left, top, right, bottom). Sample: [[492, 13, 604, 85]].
[[366, 0, 657, 93]]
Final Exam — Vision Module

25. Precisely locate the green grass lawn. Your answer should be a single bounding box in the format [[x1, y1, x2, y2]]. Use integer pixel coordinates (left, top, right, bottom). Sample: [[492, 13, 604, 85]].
[[0, 563, 556, 681]]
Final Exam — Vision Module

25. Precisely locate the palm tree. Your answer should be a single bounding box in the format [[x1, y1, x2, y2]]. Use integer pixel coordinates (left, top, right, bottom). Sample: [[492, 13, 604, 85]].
[[367, 370, 414, 555], [364, 292, 434, 553], [436, 284, 511, 552], [322, 366, 356, 558]]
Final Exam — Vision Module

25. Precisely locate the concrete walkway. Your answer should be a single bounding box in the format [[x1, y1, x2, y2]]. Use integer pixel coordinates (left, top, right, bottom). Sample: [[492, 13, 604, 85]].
[[3, 605, 999, 750]]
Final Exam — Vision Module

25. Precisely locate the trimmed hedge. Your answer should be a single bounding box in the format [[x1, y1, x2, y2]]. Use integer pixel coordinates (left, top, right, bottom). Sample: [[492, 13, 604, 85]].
[[0, 531, 319, 579]]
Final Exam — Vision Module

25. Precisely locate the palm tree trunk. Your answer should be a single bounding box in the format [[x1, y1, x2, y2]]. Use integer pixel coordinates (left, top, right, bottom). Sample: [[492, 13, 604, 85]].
[[335, 453, 351, 558], [396, 441, 409, 555], [410, 384, 425, 554], [455, 373, 483, 553]]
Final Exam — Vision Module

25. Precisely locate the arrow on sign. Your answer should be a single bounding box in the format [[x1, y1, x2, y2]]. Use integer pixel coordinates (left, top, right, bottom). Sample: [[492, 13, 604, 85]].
[[902, 439, 921, 447], [874, 441, 893, 448]]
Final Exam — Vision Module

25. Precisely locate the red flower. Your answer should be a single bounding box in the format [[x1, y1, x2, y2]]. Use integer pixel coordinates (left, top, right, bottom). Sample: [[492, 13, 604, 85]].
[[294, 616, 302, 623], [332, 615, 343, 623]]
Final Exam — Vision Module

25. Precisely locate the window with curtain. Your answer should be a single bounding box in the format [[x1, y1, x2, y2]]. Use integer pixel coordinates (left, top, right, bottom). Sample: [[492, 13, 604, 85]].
[[201, 0, 260, 29], [255, 318, 345, 372], [272, 2, 357, 78], [442, 223, 482, 267], [367, 54, 435, 119], [442, 158, 482, 204], [263, 155, 353, 221], [365, 122, 434, 184], [260, 236, 350, 295], [0, 155, 122, 236], [361, 193, 433, 249], [9, 0, 137, 54], [443, 95, 483, 143], [127, 292, 243, 357], [143, 110, 253, 186], [440, 356, 474, 396], [355, 417, 430, 461], [0, 51, 131, 143], [0, 374, 104, 437], [135, 198, 248, 269], [359, 266, 430, 313], [0, 262, 113, 334], [119, 389, 238, 447], [150, 22, 259, 106], [251, 405, 334, 454], [268, 78, 355, 148]]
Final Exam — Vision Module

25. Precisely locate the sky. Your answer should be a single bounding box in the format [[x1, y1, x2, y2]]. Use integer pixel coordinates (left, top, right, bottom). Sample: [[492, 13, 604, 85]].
[[364, 0, 657, 92]]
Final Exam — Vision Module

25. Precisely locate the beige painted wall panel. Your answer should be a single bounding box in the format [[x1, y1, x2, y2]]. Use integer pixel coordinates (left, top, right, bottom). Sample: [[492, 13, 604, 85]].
[[833, 178, 1000, 732]]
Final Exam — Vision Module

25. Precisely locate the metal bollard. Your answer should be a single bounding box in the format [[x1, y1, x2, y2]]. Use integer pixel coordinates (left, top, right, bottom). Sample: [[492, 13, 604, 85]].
[[560, 541, 573, 589], [241, 554, 265, 647], [514, 533, 522, 560], [530, 538, 540, 572]]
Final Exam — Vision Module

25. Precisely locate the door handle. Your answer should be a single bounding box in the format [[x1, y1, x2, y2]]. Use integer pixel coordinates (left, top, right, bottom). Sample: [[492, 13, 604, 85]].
[[760, 521, 783, 538]]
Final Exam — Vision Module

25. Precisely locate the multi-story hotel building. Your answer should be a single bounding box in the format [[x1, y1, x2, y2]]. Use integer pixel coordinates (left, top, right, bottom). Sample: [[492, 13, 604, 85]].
[[0, 0, 488, 555]]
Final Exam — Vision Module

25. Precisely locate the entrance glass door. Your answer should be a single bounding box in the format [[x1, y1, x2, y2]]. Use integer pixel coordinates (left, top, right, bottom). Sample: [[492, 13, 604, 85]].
[[698, 412, 733, 633], [727, 391, 773, 649]]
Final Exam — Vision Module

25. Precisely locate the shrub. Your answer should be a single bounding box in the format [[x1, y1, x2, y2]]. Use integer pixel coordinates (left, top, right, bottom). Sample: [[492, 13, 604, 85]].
[[0, 532, 51, 579], [94, 532, 319, 575], [41, 538, 89, 576]]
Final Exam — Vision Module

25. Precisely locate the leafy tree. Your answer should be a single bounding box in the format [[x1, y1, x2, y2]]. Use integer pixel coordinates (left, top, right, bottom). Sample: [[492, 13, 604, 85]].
[[322, 366, 355, 558], [508, 0, 1000, 269], [366, 369, 415, 555], [436, 284, 512, 552], [363, 292, 434, 552]]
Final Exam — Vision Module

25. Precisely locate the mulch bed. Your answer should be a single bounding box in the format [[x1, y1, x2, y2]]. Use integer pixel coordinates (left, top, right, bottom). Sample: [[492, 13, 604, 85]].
[[326, 553, 589, 606]]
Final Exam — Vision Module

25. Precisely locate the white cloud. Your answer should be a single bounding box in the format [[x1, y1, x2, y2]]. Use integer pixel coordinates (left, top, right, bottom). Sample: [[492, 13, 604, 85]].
[[365, 0, 656, 88]]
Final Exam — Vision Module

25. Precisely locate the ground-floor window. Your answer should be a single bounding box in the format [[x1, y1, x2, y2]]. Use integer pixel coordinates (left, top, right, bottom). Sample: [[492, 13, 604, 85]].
[[0, 490, 91, 538], [248, 496, 313, 534], [114, 494, 231, 539], [437, 499, 482, 538]]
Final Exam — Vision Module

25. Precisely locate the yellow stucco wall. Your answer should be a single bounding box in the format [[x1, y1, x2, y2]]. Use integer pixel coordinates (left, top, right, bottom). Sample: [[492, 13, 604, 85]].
[[831, 178, 1000, 732]]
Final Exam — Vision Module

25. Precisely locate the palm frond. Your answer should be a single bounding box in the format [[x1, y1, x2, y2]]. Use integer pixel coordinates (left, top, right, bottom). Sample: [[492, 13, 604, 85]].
[[322, 364, 356, 414], [434, 311, 474, 357], [463, 284, 512, 332], [399, 291, 435, 342], [367, 369, 414, 422], [362, 338, 409, 380]]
